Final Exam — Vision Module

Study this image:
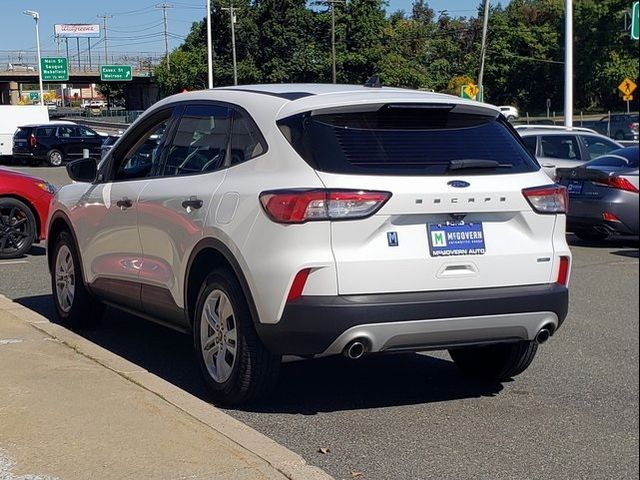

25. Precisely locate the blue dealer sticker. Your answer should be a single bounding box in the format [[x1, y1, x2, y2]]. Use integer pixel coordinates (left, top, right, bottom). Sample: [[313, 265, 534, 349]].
[[427, 222, 486, 257]]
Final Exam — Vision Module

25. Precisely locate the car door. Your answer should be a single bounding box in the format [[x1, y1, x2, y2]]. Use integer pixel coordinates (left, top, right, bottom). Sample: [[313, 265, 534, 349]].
[[79, 126, 104, 157], [137, 103, 232, 326], [72, 108, 175, 311], [56, 125, 83, 159]]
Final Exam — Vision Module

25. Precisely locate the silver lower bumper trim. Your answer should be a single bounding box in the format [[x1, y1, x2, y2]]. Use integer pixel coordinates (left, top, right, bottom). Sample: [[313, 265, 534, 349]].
[[319, 311, 559, 357]]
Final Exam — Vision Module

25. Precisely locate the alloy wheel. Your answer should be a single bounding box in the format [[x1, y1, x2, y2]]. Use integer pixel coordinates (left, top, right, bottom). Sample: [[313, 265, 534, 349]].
[[55, 245, 75, 313], [200, 289, 238, 383], [0, 205, 30, 255]]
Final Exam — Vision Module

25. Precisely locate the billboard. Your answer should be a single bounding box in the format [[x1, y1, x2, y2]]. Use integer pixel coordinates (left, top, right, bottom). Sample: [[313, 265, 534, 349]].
[[54, 24, 100, 38]]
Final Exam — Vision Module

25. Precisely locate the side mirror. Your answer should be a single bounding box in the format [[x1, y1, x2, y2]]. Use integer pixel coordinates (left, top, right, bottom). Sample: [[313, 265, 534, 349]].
[[66, 157, 98, 183]]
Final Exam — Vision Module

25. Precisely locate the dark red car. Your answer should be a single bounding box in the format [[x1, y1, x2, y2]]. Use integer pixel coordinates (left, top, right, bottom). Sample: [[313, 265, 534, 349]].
[[0, 168, 55, 258]]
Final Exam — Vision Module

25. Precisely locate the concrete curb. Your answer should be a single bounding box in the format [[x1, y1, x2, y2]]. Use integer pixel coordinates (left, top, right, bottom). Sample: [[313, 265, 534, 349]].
[[0, 294, 332, 480]]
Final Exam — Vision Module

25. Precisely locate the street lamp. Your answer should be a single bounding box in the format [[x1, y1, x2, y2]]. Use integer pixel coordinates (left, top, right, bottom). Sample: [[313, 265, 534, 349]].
[[23, 9, 44, 106]]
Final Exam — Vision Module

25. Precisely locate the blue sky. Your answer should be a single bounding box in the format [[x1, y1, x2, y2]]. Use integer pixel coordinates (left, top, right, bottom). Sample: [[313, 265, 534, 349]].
[[1, 1, 486, 56]]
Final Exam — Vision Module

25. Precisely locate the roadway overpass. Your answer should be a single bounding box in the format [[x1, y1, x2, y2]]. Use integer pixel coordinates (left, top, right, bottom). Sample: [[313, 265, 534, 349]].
[[0, 69, 159, 110]]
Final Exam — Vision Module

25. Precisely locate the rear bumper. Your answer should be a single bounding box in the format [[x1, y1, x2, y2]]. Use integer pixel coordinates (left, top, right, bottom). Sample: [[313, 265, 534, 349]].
[[567, 195, 639, 235], [257, 283, 569, 356]]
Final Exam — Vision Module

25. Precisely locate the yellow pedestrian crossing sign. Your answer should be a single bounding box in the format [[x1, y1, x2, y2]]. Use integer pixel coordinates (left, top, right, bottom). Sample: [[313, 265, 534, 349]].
[[461, 83, 483, 101], [618, 78, 637, 96]]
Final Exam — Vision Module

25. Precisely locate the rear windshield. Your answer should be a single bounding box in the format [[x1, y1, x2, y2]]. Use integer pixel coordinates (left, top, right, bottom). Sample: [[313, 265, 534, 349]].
[[278, 104, 539, 176], [588, 148, 639, 168], [14, 128, 31, 139]]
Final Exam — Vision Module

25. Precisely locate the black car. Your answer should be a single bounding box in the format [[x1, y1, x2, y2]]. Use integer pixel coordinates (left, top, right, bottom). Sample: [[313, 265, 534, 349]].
[[12, 123, 104, 166]]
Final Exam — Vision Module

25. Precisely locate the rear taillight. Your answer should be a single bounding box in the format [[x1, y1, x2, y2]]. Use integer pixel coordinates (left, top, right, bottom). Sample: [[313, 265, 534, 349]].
[[259, 189, 391, 224], [29, 134, 37, 148], [557, 256, 570, 286], [629, 122, 638, 130], [522, 185, 568, 214], [594, 177, 639, 193]]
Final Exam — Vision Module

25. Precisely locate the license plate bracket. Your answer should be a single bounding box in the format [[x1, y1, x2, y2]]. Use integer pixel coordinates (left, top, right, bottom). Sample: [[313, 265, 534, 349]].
[[427, 222, 486, 257]]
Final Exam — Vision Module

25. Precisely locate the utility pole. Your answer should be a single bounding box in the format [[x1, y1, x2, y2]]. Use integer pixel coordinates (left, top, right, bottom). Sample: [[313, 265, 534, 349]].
[[477, 0, 490, 101], [156, 3, 173, 72], [222, 3, 238, 85], [99, 14, 112, 64], [564, 0, 573, 129], [206, 0, 213, 88], [315, 0, 343, 83]]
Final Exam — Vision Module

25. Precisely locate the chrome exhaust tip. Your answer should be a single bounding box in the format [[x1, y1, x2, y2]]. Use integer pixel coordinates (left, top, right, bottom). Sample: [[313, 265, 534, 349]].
[[343, 339, 367, 360], [536, 328, 552, 344]]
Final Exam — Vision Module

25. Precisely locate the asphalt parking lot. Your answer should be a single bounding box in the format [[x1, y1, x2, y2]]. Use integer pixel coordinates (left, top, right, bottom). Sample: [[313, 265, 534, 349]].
[[1, 164, 638, 480]]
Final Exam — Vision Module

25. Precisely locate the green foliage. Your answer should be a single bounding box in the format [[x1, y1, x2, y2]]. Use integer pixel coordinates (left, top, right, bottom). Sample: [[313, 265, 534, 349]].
[[154, 0, 639, 112]]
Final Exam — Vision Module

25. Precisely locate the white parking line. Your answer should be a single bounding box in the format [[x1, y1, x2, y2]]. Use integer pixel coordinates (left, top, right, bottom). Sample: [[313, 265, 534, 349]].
[[0, 260, 29, 266]]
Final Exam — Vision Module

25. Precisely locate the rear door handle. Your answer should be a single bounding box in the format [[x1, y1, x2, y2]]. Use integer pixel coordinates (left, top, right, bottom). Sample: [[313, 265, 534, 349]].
[[182, 197, 203, 210], [116, 198, 133, 210]]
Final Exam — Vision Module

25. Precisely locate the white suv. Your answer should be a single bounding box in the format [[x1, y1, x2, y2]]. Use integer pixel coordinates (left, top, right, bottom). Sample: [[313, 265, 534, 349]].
[[47, 85, 571, 404]]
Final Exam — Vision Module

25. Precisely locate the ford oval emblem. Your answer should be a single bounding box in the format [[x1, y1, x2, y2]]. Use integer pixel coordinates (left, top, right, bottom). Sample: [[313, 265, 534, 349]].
[[447, 180, 471, 188]]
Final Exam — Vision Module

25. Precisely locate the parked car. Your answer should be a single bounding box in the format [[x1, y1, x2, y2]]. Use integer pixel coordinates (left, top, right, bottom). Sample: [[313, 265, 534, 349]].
[[0, 167, 55, 258], [517, 127, 623, 179], [12, 122, 104, 166], [47, 84, 571, 404], [45, 101, 58, 111], [498, 106, 519, 120], [557, 146, 639, 241], [0, 105, 49, 157], [581, 114, 639, 141]]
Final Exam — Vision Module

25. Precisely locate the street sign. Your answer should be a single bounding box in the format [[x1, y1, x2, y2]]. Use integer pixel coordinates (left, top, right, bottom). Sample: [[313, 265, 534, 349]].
[[40, 57, 69, 82], [100, 65, 133, 81], [29, 92, 39, 101], [461, 84, 483, 101], [618, 77, 637, 95], [623, 94, 634, 101], [632, 1, 639, 40]]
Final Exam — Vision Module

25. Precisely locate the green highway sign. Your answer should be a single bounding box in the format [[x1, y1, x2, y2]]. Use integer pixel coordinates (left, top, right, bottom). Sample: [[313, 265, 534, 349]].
[[100, 65, 133, 81], [40, 57, 68, 82], [29, 92, 39, 101], [632, 1, 639, 40]]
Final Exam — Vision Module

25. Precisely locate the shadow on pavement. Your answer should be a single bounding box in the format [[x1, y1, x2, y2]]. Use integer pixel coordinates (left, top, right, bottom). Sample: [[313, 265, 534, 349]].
[[16, 294, 504, 414], [27, 245, 46, 257], [567, 234, 639, 250]]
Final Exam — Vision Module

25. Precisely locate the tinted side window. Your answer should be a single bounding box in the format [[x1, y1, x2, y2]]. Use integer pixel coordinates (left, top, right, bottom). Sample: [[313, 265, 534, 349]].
[[522, 136, 538, 156], [163, 105, 230, 176], [582, 136, 620, 159], [35, 127, 55, 137], [540, 135, 581, 160], [57, 126, 79, 138], [230, 110, 266, 165], [114, 120, 170, 181], [80, 127, 98, 138]]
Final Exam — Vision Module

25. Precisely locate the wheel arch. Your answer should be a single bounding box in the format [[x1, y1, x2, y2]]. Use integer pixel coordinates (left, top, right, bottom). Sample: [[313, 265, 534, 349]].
[[46, 210, 86, 283], [184, 238, 260, 329], [0, 194, 42, 241]]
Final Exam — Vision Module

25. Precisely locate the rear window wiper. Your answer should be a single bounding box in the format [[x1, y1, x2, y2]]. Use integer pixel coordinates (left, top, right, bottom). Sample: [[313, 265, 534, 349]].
[[448, 159, 513, 170]]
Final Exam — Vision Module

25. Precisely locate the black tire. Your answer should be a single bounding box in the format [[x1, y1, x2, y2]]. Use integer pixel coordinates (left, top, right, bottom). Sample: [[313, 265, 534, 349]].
[[574, 228, 609, 242], [449, 341, 539, 381], [46, 149, 64, 167], [0, 197, 36, 259], [614, 131, 625, 141], [193, 268, 280, 405], [50, 230, 103, 327]]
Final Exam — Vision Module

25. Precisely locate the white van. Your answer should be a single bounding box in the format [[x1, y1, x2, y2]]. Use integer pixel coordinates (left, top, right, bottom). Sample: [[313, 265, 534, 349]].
[[0, 105, 49, 156]]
